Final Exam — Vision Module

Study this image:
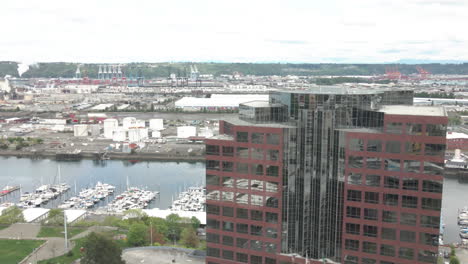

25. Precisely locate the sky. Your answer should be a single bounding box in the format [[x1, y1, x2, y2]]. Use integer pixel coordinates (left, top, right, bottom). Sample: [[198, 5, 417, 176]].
[[0, 0, 467, 63]]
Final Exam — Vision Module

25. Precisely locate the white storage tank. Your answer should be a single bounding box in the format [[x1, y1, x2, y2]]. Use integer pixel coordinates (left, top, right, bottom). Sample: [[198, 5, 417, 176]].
[[73, 124, 88, 137], [89, 124, 101, 137], [151, 130, 161, 138], [112, 128, 127, 142], [122, 117, 137, 129], [128, 128, 141, 142], [177, 126, 197, 138], [136, 120, 146, 128], [103, 119, 118, 139], [149, 119, 164, 130], [139, 128, 149, 140], [199, 127, 214, 138]]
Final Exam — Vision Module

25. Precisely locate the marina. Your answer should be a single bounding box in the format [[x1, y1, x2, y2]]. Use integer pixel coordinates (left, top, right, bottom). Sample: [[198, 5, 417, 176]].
[[0, 185, 20, 197], [106, 187, 159, 213], [18, 183, 70, 208], [59, 182, 115, 209], [169, 186, 205, 212]]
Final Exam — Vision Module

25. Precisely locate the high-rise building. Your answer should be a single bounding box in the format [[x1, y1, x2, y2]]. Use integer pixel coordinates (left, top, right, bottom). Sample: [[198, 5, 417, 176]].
[[205, 87, 446, 264]]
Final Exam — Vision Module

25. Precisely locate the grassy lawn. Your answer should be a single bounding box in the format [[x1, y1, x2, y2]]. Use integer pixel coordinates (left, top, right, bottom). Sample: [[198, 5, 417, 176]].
[[0, 225, 9, 230], [0, 239, 45, 264], [38, 238, 85, 264], [37, 226, 86, 238]]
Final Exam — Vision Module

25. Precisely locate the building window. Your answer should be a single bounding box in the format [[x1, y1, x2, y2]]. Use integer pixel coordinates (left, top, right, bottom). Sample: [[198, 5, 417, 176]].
[[420, 215, 440, 229], [364, 208, 378, 221], [345, 239, 359, 251], [423, 161, 444, 175], [365, 175, 380, 187], [206, 145, 220, 155], [365, 192, 379, 204], [266, 133, 280, 145], [402, 195, 418, 208], [343, 255, 358, 264], [251, 195, 263, 206], [385, 141, 401, 153], [348, 156, 364, 168], [426, 124, 446, 137], [422, 198, 442, 211], [384, 159, 400, 171], [252, 164, 264, 175], [207, 233, 220, 243], [366, 157, 382, 170], [406, 123, 423, 135], [222, 191, 234, 202], [400, 230, 416, 243], [250, 240, 263, 251], [265, 258, 276, 264], [236, 179, 249, 190], [402, 178, 419, 190], [222, 206, 233, 217], [265, 181, 278, 193], [236, 208, 248, 219], [236, 238, 248, 248], [222, 236, 234, 246], [363, 225, 378, 237], [267, 149, 279, 161], [207, 219, 220, 229], [206, 190, 220, 201], [251, 133, 264, 144], [420, 233, 438, 246], [266, 165, 279, 177], [236, 252, 248, 263], [422, 180, 443, 193], [347, 190, 362, 202], [382, 211, 397, 223], [266, 197, 278, 208], [386, 122, 402, 134], [362, 241, 377, 254], [399, 247, 414, 260], [207, 204, 220, 215], [381, 227, 396, 240], [384, 194, 399, 206], [349, 138, 364, 151], [380, 244, 395, 257], [251, 225, 263, 236], [250, 210, 263, 221], [222, 177, 234, 188], [347, 173, 362, 185], [237, 163, 249, 174], [418, 250, 438, 263], [236, 147, 249, 158], [250, 255, 262, 264], [403, 160, 421, 173], [207, 174, 220, 186], [251, 148, 264, 160], [206, 160, 220, 171], [346, 223, 360, 235], [207, 248, 220, 258], [346, 206, 361, 219], [222, 146, 234, 156], [384, 176, 399, 189], [236, 223, 248, 234], [236, 193, 248, 205], [222, 250, 234, 260], [400, 212, 417, 226], [266, 227, 277, 238], [237, 131, 248, 142], [222, 221, 234, 232], [362, 258, 376, 264], [367, 139, 382, 152], [266, 212, 278, 223], [405, 142, 422, 155], [251, 180, 264, 192], [425, 143, 445, 156], [222, 161, 234, 172]]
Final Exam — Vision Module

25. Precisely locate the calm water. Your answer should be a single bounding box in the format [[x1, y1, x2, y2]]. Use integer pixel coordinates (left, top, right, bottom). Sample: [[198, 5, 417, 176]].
[[0, 157, 205, 210], [0, 157, 465, 243]]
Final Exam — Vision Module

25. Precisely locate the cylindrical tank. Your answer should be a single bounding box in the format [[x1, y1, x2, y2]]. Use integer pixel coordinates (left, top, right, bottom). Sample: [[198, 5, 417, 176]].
[[73, 124, 88, 137]]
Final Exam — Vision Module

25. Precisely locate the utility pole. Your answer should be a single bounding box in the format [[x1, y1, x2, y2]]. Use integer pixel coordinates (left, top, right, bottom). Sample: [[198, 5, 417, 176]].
[[150, 222, 153, 245], [64, 211, 68, 251]]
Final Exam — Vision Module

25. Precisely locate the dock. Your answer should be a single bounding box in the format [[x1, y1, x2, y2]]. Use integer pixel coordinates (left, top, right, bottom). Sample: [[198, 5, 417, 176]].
[[0, 185, 20, 197]]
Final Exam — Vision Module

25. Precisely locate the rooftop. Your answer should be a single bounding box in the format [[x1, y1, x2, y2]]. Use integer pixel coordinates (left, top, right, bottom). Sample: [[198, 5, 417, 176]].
[[275, 86, 385, 95], [224, 117, 295, 128], [379, 105, 446, 117]]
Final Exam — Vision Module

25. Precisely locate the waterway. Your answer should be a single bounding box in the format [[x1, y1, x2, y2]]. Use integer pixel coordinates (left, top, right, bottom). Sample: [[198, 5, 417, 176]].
[[0, 157, 205, 210]]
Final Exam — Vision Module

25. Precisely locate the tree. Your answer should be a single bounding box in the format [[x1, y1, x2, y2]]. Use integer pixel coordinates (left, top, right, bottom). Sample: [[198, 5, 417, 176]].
[[180, 227, 199, 248], [45, 209, 64, 226], [166, 214, 182, 242], [81, 232, 125, 264], [450, 256, 460, 264], [127, 223, 148, 246], [148, 226, 166, 245], [148, 217, 169, 236], [190, 216, 200, 230]]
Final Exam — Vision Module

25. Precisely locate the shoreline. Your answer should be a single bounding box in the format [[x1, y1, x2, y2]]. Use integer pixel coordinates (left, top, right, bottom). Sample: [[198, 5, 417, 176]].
[[0, 150, 205, 162]]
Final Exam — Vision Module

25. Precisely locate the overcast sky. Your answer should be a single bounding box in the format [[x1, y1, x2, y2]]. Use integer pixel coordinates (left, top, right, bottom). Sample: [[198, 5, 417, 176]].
[[0, 0, 466, 63]]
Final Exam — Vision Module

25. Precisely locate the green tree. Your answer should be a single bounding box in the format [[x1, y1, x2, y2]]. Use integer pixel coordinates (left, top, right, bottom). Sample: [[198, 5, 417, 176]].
[[450, 256, 460, 264], [149, 217, 169, 236], [180, 227, 199, 248], [190, 216, 201, 230], [0, 206, 24, 225], [166, 214, 182, 242], [81, 232, 125, 264], [127, 223, 148, 246], [45, 209, 64, 226]]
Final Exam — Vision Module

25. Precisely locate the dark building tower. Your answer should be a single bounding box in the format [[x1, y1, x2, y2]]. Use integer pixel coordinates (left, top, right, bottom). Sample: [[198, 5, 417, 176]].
[[205, 87, 446, 264]]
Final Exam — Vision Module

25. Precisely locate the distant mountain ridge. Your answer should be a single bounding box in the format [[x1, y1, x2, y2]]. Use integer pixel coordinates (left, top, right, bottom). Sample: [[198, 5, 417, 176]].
[[2, 61, 468, 78]]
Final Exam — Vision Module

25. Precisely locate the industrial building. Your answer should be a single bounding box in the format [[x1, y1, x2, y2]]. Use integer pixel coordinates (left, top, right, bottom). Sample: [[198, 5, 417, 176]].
[[175, 94, 268, 111], [205, 88, 446, 264]]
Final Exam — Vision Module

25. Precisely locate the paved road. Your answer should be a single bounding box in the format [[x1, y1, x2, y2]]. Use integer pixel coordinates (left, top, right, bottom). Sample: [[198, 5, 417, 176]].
[[0, 223, 41, 239]]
